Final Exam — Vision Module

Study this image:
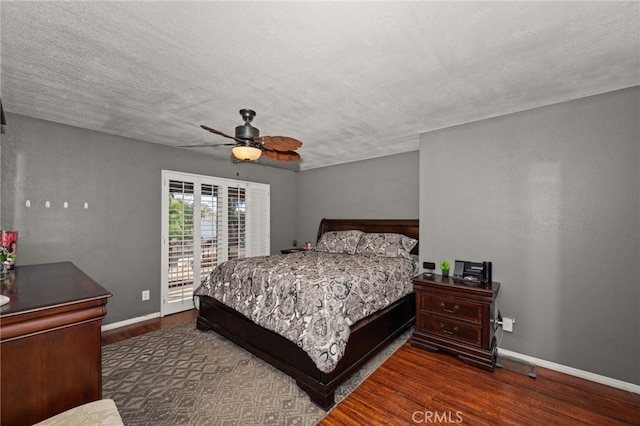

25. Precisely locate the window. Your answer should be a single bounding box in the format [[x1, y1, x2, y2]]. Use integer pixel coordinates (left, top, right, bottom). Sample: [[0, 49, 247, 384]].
[[161, 170, 270, 315]]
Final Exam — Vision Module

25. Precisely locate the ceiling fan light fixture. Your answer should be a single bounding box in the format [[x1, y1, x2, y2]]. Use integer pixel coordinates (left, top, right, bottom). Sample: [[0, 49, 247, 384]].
[[232, 145, 262, 161], [195, 109, 302, 164]]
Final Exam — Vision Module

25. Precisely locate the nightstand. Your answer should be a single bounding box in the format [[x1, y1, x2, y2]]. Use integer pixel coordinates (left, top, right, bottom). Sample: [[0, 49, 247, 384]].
[[411, 274, 500, 370]]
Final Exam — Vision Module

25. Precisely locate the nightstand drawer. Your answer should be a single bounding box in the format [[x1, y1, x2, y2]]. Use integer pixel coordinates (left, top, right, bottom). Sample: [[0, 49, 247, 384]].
[[420, 294, 482, 324], [419, 315, 482, 347]]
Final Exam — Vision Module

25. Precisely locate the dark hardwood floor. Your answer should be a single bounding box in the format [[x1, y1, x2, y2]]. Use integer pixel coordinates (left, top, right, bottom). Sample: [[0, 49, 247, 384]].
[[101, 309, 198, 346], [101, 310, 639, 424], [320, 343, 640, 425]]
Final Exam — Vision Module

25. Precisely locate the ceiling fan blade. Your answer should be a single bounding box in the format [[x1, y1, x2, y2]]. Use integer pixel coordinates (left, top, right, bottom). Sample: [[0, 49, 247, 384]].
[[179, 143, 235, 148], [256, 136, 303, 152], [200, 125, 244, 143], [263, 149, 301, 162]]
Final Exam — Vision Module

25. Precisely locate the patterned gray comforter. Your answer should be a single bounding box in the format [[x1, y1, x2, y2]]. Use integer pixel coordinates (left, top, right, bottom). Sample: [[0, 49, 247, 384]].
[[193, 250, 416, 373]]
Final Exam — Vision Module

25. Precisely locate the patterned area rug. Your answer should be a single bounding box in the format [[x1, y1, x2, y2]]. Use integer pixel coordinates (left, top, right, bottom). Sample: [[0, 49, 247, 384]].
[[102, 321, 411, 425]]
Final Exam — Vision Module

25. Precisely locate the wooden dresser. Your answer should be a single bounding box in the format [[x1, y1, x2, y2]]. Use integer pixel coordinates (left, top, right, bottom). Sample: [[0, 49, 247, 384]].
[[412, 274, 500, 370], [0, 262, 111, 426]]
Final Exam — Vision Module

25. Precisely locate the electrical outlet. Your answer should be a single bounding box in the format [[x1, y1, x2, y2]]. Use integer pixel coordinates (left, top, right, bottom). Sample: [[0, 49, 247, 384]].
[[503, 317, 515, 332], [142, 290, 150, 301]]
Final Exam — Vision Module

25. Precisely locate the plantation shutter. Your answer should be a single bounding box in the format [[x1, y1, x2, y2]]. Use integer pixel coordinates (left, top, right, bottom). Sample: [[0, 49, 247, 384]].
[[162, 171, 270, 316], [200, 183, 222, 278], [227, 185, 246, 260], [167, 180, 195, 302], [247, 184, 270, 256]]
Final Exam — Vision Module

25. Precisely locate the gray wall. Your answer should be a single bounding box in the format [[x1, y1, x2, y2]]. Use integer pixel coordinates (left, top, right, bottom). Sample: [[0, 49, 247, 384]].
[[1, 113, 297, 325], [4, 88, 638, 386], [419, 87, 639, 385], [295, 151, 420, 244]]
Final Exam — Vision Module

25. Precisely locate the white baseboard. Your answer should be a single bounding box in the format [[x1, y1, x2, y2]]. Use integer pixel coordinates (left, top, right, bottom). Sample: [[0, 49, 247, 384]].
[[101, 312, 161, 332], [498, 348, 640, 394]]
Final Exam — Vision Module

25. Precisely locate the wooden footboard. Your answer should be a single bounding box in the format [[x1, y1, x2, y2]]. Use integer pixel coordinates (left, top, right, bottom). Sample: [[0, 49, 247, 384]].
[[196, 292, 415, 409]]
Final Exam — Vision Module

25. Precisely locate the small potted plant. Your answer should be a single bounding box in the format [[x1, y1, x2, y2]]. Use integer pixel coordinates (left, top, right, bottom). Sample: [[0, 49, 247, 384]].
[[291, 239, 298, 247], [440, 260, 450, 277]]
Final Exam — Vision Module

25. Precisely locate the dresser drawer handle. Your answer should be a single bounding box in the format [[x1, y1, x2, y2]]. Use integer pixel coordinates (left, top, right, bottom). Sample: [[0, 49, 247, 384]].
[[440, 302, 459, 314], [440, 323, 458, 335]]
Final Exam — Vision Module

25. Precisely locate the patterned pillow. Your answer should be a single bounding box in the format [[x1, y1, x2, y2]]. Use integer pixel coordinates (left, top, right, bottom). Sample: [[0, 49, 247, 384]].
[[315, 230, 364, 255], [355, 233, 418, 259]]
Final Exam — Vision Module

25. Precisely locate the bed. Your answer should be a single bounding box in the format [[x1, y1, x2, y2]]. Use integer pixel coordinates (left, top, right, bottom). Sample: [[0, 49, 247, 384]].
[[194, 218, 419, 409]]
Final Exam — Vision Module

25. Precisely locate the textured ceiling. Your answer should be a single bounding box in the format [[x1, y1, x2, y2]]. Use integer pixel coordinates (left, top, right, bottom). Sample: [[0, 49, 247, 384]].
[[1, 1, 638, 171]]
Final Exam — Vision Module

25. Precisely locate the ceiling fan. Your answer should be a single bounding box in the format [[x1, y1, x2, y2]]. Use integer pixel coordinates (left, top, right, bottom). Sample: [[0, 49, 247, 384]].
[[181, 109, 302, 162]]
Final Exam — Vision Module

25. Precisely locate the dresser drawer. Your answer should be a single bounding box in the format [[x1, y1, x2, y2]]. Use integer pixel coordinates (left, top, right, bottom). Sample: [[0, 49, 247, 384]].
[[419, 314, 482, 347], [419, 293, 482, 324]]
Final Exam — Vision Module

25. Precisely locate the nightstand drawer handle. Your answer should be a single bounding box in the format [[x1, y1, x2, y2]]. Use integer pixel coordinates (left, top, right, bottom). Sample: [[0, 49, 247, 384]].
[[440, 302, 459, 314], [440, 323, 458, 335]]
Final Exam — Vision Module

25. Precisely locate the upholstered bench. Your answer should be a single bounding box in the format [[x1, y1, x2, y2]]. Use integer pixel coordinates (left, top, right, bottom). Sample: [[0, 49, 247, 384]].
[[34, 399, 123, 426]]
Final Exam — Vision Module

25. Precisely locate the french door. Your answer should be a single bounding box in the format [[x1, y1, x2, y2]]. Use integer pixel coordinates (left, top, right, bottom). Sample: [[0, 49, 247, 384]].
[[161, 170, 270, 316]]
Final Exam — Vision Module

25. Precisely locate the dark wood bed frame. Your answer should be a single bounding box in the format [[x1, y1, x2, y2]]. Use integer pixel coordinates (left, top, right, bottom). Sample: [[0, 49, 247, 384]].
[[196, 218, 419, 409]]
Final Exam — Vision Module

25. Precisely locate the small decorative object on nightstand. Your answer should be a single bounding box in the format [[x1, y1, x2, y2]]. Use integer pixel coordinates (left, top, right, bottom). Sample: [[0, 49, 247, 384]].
[[411, 274, 500, 370], [423, 262, 436, 276], [439, 260, 450, 277]]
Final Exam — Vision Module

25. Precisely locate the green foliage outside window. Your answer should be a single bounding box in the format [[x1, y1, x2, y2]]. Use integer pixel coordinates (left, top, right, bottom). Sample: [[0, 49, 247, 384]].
[[169, 197, 194, 238]]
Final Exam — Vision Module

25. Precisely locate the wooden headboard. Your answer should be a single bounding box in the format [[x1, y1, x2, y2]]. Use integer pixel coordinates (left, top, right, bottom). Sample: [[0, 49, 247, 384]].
[[316, 219, 419, 255]]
